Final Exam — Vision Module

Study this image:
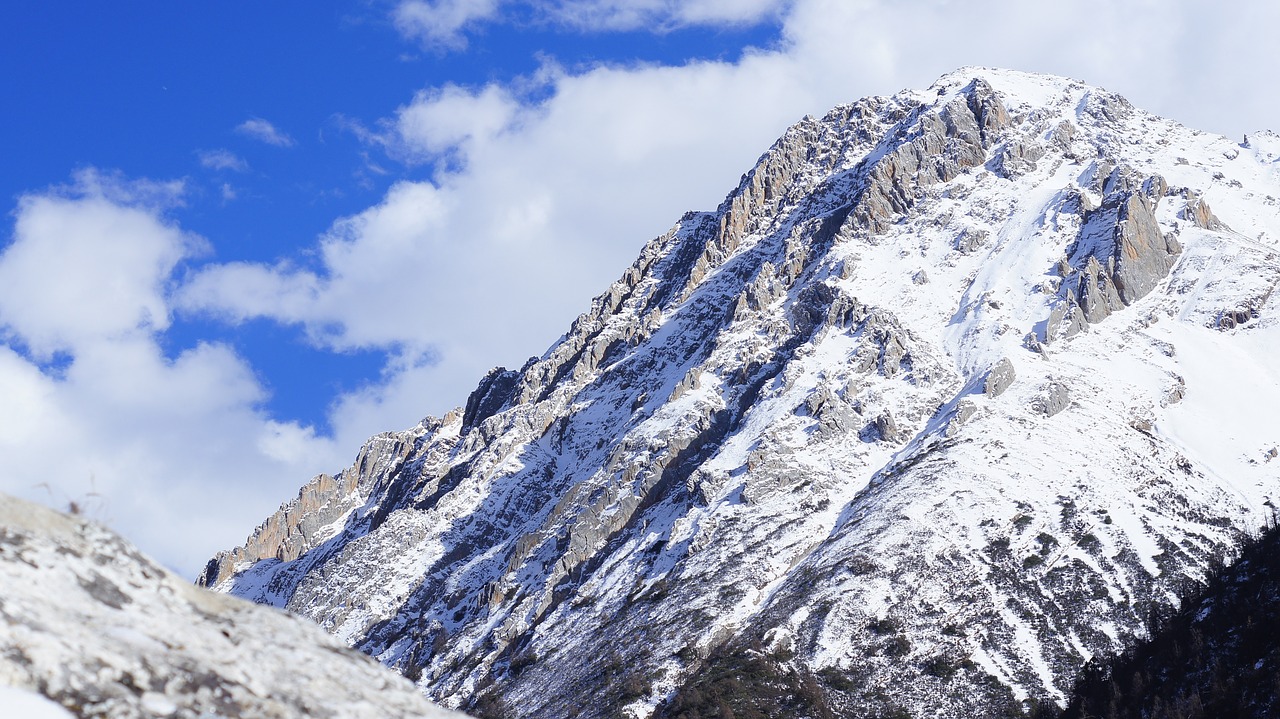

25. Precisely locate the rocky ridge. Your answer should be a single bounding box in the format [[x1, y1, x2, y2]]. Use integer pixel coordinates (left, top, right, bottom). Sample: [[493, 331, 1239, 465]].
[[0, 494, 465, 719], [204, 68, 1280, 718]]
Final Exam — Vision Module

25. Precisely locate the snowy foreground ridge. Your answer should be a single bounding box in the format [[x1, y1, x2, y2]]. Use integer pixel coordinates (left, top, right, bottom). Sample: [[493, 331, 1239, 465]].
[[206, 68, 1280, 718], [0, 495, 466, 718]]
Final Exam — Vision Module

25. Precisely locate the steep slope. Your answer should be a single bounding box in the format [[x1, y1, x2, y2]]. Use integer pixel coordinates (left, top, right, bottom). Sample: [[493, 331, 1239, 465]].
[[203, 68, 1280, 718], [0, 494, 465, 718], [1055, 520, 1280, 719]]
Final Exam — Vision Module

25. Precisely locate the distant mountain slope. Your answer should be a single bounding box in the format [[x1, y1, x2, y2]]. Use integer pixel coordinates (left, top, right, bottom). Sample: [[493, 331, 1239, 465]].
[[0, 494, 465, 718], [1056, 520, 1280, 719], [203, 68, 1280, 718]]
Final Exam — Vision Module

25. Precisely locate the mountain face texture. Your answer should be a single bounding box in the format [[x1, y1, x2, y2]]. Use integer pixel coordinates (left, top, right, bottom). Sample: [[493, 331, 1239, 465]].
[[1057, 520, 1280, 719], [203, 68, 1280, 718], [0, 494, 465, 719]]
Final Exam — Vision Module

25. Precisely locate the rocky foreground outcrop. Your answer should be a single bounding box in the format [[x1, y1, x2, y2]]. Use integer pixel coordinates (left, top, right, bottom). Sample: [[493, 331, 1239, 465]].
[[0, 494, 466, 719]]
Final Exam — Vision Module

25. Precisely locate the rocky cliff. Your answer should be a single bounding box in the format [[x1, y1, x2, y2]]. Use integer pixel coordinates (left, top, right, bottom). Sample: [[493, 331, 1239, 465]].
[[203, 68, 1280, 718], [0, 494, 466, 718]]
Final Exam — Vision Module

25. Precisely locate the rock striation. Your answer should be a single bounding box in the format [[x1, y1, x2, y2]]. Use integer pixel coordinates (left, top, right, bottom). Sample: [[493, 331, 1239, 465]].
[[204, 68, 1280, 719]]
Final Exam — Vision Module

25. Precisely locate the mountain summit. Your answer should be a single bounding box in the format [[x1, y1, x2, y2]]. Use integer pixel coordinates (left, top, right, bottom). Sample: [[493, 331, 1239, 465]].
[[202, 68, 1280, 718]]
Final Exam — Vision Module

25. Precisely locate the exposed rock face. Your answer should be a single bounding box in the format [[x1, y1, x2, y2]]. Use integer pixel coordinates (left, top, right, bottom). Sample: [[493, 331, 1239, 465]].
[[1033, 381, 1071, 417], [206, 69, 1280, 719], [1182, 193, 1227, 231], [0, 495, 465, 719], [984, 357, 1017, 397], [1047, 167, 1185, 336], [200, 431, 422, 588]]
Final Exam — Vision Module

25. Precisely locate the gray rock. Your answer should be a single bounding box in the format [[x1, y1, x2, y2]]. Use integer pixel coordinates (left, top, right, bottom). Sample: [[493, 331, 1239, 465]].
[[1218, 308, 1255, 330], [463, 367, 522, 432], [1047, 301, 1088, 343], [1111, 191, 1179, 305], [852, 80, 1009, 234], [669, 367, 703, 402], [984, 358, 1016, 397], [955, 227, 990, 254], [1084, 90, 1134, 124], [1, 496, 464, 719], [805, 387, 859, 436], [1182, 194, 1228, 231], [1077, 256, 1125, 323], [1022, 332, 1047, 356], [1032, 382, 1070, 417], [1050, 120, 1077, 151], [944, 399, 977, 437], [875, 411, 900, 443], [1162, 375, 1186, 406], [1065, 168, 1182, 321], [993, 139, 1045, 177], [880, 334, 908, 377]]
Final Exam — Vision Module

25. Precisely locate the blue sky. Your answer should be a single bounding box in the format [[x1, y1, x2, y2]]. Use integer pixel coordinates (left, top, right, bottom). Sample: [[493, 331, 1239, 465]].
[[0, 2, 778, 426], [2, 0, 1278, 577]]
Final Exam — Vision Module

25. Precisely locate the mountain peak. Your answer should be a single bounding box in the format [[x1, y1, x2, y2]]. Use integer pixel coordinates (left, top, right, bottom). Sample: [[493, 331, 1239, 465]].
[[203, 69, 1280, 718]]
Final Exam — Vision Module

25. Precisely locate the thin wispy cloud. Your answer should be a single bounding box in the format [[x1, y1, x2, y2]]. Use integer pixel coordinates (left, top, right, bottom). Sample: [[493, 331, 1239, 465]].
[[391, 0, 787, 48], [236, 118, 295, 148], [198, 149, 249, 172], [393, 0, 503, 50], [548, 0, 787, 31]]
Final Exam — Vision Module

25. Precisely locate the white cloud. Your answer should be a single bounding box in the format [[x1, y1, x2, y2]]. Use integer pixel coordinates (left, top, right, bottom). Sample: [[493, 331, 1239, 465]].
[[547, 0, 787, 30], [0, 172, 345, 577], [236, 118, 295, 148], [198, 149, 250, 172], [392, 0, 787, 43], [393, 0, 504, 50], [0, 171, 202, 358], [386, 84, 521, 162]]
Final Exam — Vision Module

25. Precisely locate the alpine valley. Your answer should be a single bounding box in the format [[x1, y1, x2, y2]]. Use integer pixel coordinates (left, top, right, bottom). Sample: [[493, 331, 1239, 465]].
[[201, 68, 1280, 718]]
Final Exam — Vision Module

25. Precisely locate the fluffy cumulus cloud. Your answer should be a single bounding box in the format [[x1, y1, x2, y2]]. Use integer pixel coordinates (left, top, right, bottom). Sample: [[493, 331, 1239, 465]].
[[235, 118, 295, 148], [0, 171, 344, 577], [0, 171, 197, 357]]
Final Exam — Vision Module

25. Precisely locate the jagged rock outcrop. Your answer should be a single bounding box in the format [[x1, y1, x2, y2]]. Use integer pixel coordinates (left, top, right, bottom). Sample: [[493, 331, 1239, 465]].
[[200, 430, 423, 588], [1182, 192, 1227, 231], [206, 69, 1280, 719], [1032, 381, 1071, 417], [0, 494, 465, 719], [984, 357, 1017, 397], [1044, 167, 1186, 337]]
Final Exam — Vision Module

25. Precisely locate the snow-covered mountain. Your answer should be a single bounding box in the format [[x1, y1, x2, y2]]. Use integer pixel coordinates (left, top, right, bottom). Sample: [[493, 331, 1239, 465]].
[[1057, 519, 1280, 718], [0, 494, 466, 718], [202, 68, 1280, 718]]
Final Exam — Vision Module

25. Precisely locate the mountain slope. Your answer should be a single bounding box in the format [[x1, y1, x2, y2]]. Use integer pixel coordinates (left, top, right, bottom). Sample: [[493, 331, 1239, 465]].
[[203, 68, 1280, 718], [1055, 519, 1280, 719], [0, 494, 465, 718]]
